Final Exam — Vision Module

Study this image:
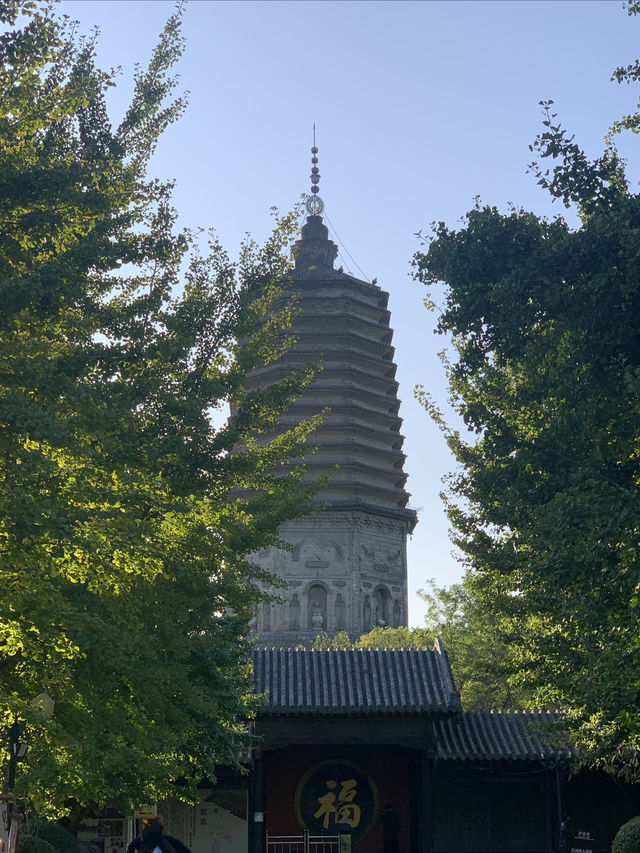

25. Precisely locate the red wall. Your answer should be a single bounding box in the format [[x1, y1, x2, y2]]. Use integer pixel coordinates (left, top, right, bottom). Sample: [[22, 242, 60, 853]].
[[263, 745, 413, 853]]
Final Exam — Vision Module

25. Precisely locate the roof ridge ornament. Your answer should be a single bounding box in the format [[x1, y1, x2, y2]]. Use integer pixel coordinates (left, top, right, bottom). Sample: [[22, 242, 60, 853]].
[[306, 123, 325, 216]]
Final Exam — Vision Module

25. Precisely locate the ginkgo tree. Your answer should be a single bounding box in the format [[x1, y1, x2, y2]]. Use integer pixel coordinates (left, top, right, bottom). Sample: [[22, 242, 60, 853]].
[[0, 0, 317, 824]]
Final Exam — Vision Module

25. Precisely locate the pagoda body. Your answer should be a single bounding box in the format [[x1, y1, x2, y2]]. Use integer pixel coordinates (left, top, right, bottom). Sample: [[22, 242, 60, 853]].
[[249, 173, 416, 645]]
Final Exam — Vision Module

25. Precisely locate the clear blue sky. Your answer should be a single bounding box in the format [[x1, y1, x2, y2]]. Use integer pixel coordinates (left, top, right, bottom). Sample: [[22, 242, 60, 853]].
[[61, 0, 640, 625]]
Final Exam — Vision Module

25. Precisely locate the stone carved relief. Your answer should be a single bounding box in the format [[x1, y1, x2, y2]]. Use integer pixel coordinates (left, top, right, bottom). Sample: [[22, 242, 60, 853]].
[[250, 511, 409, 640], [301, 540, 344, 564], [393, 598, 401, 628], [280, 510, 410, 535], [262, 600, 271, 632], [384, 549, 402, 570], [308, 584, 327, 630], [290, 594, 300, 631], [363, 595, 372, 632], [361, 542, 403, 577], [373, 586, 390, 627], [356, 515, 411, 533], [362, 546, 375, 563]]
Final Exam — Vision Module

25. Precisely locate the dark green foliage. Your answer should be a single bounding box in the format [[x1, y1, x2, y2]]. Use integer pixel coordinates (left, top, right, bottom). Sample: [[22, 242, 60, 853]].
[[311, 627, 433, 650], [20, 819, 77, 853], [612, 816, 640, 853], [19, 838, 56, 853], [417, 579, 526, 710], [413, 8, 640, 777]]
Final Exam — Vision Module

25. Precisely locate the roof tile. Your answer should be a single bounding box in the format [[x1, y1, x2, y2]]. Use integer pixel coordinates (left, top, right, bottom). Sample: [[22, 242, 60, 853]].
[[435, 710, 570, 761], [252, 647, 461, 715]]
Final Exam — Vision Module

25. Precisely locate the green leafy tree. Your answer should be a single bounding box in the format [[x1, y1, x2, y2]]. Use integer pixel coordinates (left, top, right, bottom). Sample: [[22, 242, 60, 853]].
[[309, 631, 352, 650], [19, 816, 77, 853], [612, 816, 640, 853], [418, 579, 526, 710], [0, 0, 317, 823], [355, 625, 432, 650], [311, 582, 522, 709], [311, 626, 433, 650], [413, 4, 640, 778]]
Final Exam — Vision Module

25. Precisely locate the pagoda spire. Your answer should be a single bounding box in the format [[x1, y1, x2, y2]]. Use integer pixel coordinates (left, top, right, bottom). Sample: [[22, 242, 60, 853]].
[[308, 123, 323, 215]]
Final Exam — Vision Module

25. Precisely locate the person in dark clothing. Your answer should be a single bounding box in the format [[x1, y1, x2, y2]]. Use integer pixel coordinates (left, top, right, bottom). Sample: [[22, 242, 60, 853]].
[[381, 803, 401, 853], [140, 824, 175, 853], [127, 816, 191, 853]]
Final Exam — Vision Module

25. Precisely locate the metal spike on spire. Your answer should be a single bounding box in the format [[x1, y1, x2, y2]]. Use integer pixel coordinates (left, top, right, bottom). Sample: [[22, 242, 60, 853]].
[[306, 123, 325, 216]]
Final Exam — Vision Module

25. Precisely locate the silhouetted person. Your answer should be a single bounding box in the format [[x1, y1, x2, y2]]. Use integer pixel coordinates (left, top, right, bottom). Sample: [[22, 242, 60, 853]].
[[127, 816, 191, 853]]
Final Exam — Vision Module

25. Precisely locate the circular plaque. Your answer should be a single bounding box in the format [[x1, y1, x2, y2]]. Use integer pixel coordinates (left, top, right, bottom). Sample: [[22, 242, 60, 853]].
[[294, 759, 379, 840], [306, 195, 325, 216]]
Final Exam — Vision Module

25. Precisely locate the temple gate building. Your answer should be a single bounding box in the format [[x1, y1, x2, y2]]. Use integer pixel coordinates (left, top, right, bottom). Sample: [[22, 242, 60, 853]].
[[83, 147, 640, 853]]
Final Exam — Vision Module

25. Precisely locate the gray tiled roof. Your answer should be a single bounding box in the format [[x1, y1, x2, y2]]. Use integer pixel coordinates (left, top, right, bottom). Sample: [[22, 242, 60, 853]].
[[436, 710, 570, 761], [252, 643, 461, 715]]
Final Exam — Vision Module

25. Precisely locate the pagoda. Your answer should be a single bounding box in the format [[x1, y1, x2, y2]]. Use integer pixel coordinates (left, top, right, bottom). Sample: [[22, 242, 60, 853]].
[[248, 141, 417, 644]]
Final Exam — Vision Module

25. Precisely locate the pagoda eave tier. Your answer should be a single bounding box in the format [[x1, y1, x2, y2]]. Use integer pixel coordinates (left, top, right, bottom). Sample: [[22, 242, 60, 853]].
[[279, 405, 404, 432]]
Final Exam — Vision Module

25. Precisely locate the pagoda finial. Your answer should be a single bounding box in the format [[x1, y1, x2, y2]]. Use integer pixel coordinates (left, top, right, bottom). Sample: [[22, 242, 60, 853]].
[[295, 126, 337, 275], [306, 124, 325, 216]]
